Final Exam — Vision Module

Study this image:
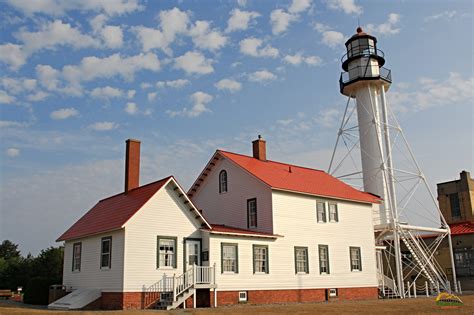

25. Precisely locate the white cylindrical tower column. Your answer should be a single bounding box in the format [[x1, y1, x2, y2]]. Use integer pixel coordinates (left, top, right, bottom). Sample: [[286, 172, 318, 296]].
[[339, 27, 392, 226]]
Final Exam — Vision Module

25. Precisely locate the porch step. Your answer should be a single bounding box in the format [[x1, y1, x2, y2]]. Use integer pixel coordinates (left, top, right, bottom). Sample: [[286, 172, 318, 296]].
[[379, 287, 400, 299], [166, 288, 195, 310]]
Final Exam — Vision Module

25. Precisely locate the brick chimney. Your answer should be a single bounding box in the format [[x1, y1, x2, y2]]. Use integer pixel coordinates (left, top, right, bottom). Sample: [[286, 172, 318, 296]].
[[125, 139, 141, 193], [252, 135, 266, 161]]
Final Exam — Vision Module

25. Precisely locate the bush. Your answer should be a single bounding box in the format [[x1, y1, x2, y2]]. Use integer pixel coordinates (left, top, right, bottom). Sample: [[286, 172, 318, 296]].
[[23, 277, 53, 305]]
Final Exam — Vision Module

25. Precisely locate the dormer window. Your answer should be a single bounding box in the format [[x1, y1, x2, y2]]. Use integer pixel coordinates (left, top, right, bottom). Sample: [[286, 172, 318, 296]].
[[219, 170, 228, 193]]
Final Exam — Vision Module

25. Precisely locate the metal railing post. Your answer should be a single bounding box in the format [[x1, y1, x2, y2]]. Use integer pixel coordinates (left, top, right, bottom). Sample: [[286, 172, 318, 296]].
[[425, 282, 429, 297], [457, 281, 462, 295], [407, 282, 411, 298], [193, 264, 197, 286], [413, 282, 417, 298]]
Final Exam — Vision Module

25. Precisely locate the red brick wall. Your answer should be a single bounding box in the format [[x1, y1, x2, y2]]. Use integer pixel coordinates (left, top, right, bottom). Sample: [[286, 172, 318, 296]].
[[101, 292, 143, 310], [211, 287, 377, 306]]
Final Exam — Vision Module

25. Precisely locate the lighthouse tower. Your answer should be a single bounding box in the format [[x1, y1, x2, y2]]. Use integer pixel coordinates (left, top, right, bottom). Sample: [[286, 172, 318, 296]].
[[333, 27, 458, 298]]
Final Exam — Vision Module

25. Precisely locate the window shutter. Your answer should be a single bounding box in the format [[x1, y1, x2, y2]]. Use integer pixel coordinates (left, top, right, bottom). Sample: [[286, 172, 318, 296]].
[[252, 245, 256, 274], [220, 243, 224, 274], [294, 247, 298, 274], [305, 248, 309, 273], [173, 238, 177, 268], [359, 248, 362, 271], [156, 236, 160, 269], [266, 247, 269, 274], [326, 246, 330, 274]]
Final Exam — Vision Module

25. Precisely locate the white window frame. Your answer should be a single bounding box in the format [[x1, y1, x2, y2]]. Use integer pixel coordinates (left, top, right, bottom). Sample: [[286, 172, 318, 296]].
[[222, 243, 238, 274], [157, 236, 177, 269], [329, 203, 338, 222], [319, 245, 329, 274], [253, 245, 268, 274], [350, 247, 362, 271], [317, 201, 326, 223], [100, 237, 112, 269], [247, 198, 257, 228], [219, 170, 228, 194], [72, 242, 81, 272], [239, 291, 247, 302], [295, 247, 309, 274]]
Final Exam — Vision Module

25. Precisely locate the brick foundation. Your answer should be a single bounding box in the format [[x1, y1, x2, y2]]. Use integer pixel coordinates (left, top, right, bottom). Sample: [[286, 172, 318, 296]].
[[99, 287, 377, 309]]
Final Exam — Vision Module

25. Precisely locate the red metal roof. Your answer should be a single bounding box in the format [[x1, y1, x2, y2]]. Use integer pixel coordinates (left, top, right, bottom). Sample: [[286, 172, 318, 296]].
[[203, 224, 281, 238], [57, 177, 171, 241], [450, 221, 474, 236], [218, 150, 380, 204]]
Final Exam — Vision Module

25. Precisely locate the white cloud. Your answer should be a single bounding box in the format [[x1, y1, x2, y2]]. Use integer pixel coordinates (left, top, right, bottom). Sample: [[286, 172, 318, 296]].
[[237, 0, 247, 6], [50, 107, 79, 120], [156, 79, 190, 89], [26, 91, 49, 102], [127, 89, 136, 99], [36, 64, 60, 90], [167, 91, 213, 118], [189, 20, 227, 51], [0, 90, 16, 104], [147, 92, 157, 102], [5, 0, 143, 16], [0, 77, 37, 94], [0, 44, 27, 69], [389, 73, 474, 112], [90, 86, 124, 99], [283, 53, 321, 66], [270, 9, 298, 35], [89, 121, 118, 131], [226, 9, 260, 33], [63, 53, 161, 83], [133, 7, 189, 55], [424, 11, 457, 23], [326, 0, 362, 15], [215, 79, 242, 93], [140, 82, 152, 89], [101, 25, 123, 48], [314, 23, 345, 48], [315, 108, 341, 127], [248, 70, 277, 82], [239, 37, 279, 58], [174, 51, 214, 75], [15, 20, 99, 54], [6, 148, 20, 157], [124, 102, 138, 114], [0, 121, 28, 128], [365, 13, 401, 36], [289, 0, 312, 14]]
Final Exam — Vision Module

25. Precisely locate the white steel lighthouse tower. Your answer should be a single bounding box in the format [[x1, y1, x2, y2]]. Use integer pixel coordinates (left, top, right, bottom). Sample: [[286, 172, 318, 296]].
[[329, 27, 458, 298]]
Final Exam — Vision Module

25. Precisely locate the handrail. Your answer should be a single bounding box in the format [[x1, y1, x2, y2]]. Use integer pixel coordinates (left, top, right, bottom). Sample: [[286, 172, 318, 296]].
[[143, 275, 174, 308], [339, 66, 392, 92], [175, 267, 194, 299]]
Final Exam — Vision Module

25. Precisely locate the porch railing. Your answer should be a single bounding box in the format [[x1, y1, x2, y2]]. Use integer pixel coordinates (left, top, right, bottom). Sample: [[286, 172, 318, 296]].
[[143, 263, 216, 308]]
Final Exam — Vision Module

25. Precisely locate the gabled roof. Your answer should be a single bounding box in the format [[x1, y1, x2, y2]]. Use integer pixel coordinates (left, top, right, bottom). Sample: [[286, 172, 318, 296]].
[[202, 224, 282, 239], [189, 150, 380, 204], [58, 176, 210, 242]]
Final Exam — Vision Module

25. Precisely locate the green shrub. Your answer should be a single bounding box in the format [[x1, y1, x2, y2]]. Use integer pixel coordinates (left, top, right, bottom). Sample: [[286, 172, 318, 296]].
[[23, 277, 52, 305]]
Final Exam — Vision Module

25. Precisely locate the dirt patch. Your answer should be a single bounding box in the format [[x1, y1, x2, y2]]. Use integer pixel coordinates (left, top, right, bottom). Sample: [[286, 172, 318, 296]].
[[1, 295, 473, 315]]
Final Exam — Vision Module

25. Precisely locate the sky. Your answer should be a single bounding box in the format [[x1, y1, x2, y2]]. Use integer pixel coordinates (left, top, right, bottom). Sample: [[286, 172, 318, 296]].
[[0, 0, 472, 255]]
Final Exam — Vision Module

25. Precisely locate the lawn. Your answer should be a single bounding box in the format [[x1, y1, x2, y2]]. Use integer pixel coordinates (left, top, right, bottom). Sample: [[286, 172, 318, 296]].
[[0, 295, 473, 315]]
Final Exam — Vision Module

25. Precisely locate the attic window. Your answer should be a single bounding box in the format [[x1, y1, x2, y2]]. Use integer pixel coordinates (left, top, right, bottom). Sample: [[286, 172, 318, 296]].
[[219, 170, 228, 194]]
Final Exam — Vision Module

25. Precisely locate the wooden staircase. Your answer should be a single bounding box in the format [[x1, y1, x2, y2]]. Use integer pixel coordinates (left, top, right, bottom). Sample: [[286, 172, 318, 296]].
[[144, 264, 216, 310]]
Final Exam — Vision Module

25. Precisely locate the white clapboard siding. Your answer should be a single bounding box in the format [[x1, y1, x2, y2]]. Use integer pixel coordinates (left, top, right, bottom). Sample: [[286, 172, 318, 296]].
[[63, 229, 125, 292], [206, 190, 377, 291], [123, 182, 202, 292], [192, 156, 273, 233]]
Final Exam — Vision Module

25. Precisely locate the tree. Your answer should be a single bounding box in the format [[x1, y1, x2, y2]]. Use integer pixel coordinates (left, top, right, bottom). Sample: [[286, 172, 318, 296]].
[[0, 240, 21, 260]]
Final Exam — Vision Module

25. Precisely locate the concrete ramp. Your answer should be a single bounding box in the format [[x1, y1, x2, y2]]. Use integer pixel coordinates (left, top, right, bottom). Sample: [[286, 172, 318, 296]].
[[48, 288, 101, 310]]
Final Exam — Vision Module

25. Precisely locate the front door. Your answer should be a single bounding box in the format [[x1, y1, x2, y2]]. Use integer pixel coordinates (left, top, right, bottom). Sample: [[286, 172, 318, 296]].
[[185, 240, 201, 269]]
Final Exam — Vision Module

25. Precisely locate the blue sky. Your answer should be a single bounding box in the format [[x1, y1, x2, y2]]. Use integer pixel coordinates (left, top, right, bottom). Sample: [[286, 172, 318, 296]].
[[0, 0, 472, 254]]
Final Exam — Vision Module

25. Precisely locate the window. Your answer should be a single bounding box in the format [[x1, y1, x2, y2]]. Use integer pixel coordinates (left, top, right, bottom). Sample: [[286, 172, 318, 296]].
[[247, 198, 257, 228], [221, 243, 238, 273], [319, 245, 329, 274], [72, 242, 81, 272], [449, 193, 461, 218], [157, 236, 177, 268], [317, 201, 326, 223], [253, 245, 269, 274], [350, 247, 362, 271], [219, 170, 228, 193], [294, 247, 309, 274], [329, 203, 338, 222], [100, 237, 112, 269], [239, 291, 247, 302], [329, 288, 338, 297]]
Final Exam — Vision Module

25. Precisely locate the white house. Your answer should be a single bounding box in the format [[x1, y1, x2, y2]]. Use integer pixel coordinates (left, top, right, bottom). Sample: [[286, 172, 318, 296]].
[[53, 137, 381, 310]]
